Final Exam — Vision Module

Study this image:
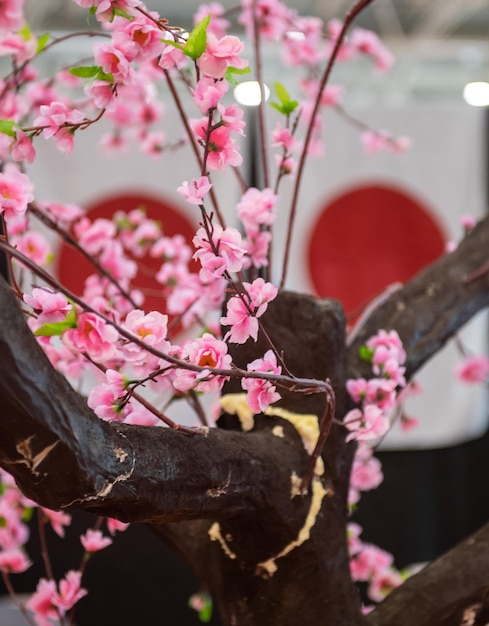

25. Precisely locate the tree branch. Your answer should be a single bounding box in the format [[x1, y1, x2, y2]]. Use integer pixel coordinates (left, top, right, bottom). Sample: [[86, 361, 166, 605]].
[[368, 520, 489, 626], [0, 277, 307, 523]]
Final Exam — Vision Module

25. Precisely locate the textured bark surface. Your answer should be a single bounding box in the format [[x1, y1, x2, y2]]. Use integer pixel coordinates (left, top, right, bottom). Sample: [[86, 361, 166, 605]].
[[0, 215, 488, 624]]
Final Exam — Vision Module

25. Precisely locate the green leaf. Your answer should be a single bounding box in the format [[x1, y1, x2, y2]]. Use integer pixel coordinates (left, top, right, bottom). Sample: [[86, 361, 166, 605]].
[[224, 65, 251, 85], [69, 65, 101, 79], [34, 306, 77, 337], [184, 14, 210, 60], [161, 38, 185, 53], [36, 33, 51, 54], [18, 22, 32, 42], [22, 507, 34, 523], [189, 592, 213, 623], [359, 345, 375, 363], [270, 82, 299, 115], [0, 119, 17, 138], [112, 7, 134, 20]]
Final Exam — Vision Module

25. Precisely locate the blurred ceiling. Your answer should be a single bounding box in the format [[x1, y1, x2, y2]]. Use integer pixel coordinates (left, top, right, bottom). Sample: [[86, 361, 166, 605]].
[[23, 0, 489, 101], [24, 0, 489, 41]]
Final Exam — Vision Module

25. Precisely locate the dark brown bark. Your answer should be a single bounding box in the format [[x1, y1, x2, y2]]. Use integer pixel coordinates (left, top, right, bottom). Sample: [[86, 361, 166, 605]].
[[0, 214, 488, 624]]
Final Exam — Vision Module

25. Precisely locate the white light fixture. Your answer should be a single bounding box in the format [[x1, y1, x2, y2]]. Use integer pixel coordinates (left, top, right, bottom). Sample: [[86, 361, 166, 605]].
[[463, 82, 489, 107], [233, 81, 270, 107]]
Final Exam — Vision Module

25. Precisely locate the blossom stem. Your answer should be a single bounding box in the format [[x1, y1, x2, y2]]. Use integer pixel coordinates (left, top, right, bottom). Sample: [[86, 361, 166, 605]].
[[0, 241, 328, 396], [1, 572, 37, 626], [300, 381, 336, 493], [280, 0, 375, 289], [163, 69, 226, 228], [28, 205, 138, 308]]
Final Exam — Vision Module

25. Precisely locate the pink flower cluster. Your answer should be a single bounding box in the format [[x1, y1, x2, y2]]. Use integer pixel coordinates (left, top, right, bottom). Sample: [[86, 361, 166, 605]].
[[344, 330, 406, 442], [221, 278, 278, 344], [27, 571, 87, 625], [0, 163, 34, 223], [348, 523, 404, 603], [0, 470, 32, 575], [193, 224, 246, 282], [241, 350, 282, 414]]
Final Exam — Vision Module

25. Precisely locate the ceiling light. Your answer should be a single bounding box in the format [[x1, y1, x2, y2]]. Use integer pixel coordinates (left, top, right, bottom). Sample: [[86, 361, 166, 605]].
[[233, 81, 270, 107], [463, 82, 489, 106]]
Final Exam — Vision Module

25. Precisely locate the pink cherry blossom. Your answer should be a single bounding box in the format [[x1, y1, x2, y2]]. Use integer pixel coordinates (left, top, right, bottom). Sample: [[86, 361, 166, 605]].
[[350, 543, 393, 582], [80, 529, 113, 552], [194, 3, 230, 39], [350, 443, 383, 493], [0, 162, 34, 222], [350, 27, 395, 72], [0, 548, 31, 573], [455, 354, 489, 384], [40, 508, 72, 538], [26, 579, 59, 626], [198, 33, 248, 80], [241, 350, 282, 413], [62, 312, 119, 363], [177, 175, 213, 205], [0, 0, 25, 33], [23, 288, 71, 326], [191, 76, 228, 114], [87, 383, 125, 421], [191, 118, 243, 170], [221, 295, 258, 344], [344, 404, 390, 442], [53, 570, 87, 615], [367, 568, 404, 602], [193, 224, 246, 281], [10, 129, 36, 163], [239, 0, 295, 40], [93, 42, 132, 82], [237, 187, 278, 233], [173, 333, 232, 393], [112, 16, 163, 63], [106, 518, 130, 535], [33, 101, 85, 139], [242, 230, 271, 269], [16, 231, 51, 266], [76, 217, 117, 255]]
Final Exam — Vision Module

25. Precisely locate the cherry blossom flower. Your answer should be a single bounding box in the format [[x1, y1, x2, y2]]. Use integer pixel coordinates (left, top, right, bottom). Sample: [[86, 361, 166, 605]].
[[53, 570, 87, 615], [26, 578, 59, 626], [194, 2, 230, 39], [23, 288, 71, 326], [10, 129, 36, 163], [80, 529, 113, 552], [16, 231, 52, 266], [177, 176, 213, 205], [33, 101, 85, 140], [106, 518, 129, 535], [0, 0, 25, 33], [62, 312, 119, 363], [40, 508, 72, 538], [191, 76, 228, 114], [191, 118, 243, 170], [455, 354, 489, 384], [237, 187, 278, 233], [198, 33, 248, 80], [343, 404, 390, 442], [241, 350, 282, 413], [193, 224, 246, 281], [173, 333, 232, 393], [0, 548, 31, 573], [0, 163, 34, 222]]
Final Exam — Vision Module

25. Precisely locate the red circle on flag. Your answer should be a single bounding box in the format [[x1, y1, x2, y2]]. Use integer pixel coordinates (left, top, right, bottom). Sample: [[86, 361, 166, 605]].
[[307, 183, 447, 319], [57, 192, 197, 315]]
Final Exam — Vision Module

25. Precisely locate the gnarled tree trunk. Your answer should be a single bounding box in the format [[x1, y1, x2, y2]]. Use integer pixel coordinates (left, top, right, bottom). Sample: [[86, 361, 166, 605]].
[[0, 215, 489, 624]]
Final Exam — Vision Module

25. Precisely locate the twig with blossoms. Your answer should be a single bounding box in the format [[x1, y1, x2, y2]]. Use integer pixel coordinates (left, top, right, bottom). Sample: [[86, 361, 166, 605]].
[[28, 204, 138, 308], [0, 240, 330, 402]]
